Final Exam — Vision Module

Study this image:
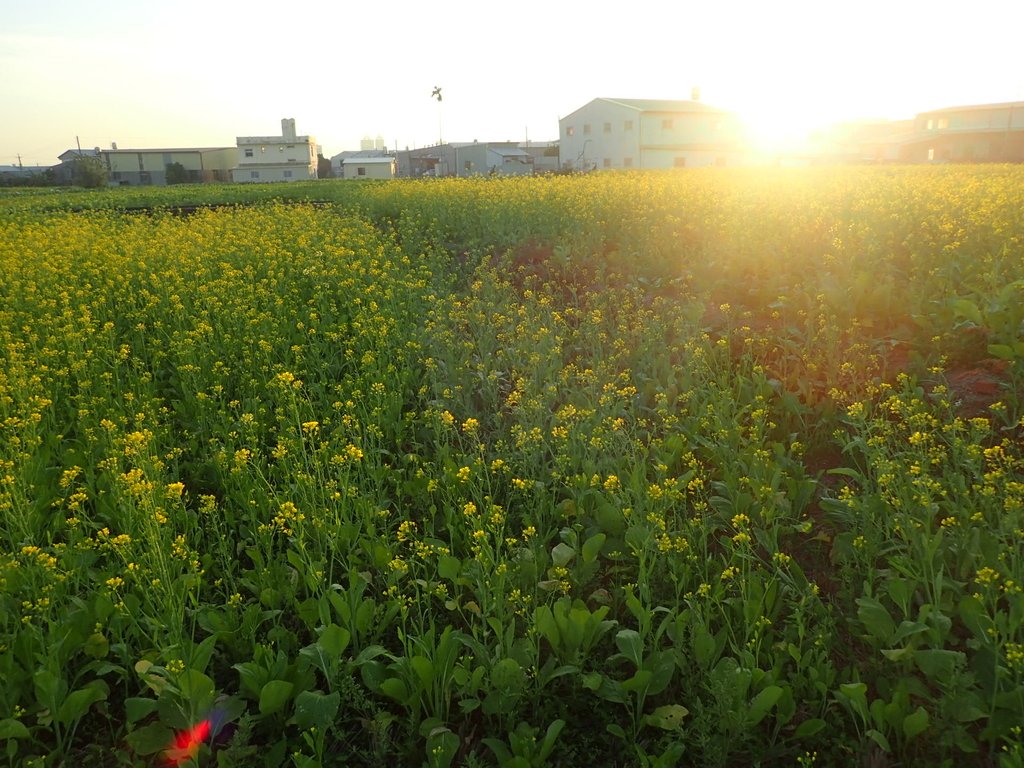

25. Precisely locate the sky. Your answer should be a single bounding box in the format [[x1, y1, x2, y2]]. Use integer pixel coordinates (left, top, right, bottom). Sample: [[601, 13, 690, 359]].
[[3, 0, 1024, 167]]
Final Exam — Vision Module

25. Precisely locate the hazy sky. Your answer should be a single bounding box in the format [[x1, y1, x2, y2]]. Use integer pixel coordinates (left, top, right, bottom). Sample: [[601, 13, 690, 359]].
[[3, 0, 1024, 166]]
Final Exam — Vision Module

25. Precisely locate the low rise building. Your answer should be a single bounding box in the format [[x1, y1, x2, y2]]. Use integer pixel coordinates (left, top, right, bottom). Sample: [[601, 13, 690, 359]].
[[232, 118, 318, 183], [342, 155, 396, 179], [100, 147, 235, 185], [559, 97, 747, 171]]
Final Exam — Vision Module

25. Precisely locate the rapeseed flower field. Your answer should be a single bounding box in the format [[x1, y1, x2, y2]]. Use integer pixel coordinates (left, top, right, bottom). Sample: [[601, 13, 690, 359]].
[[0, 167, 1022, 766]]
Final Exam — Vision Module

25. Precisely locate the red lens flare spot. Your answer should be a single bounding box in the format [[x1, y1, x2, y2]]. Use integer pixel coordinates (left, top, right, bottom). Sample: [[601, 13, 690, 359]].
[[164, 718, 211, 765]]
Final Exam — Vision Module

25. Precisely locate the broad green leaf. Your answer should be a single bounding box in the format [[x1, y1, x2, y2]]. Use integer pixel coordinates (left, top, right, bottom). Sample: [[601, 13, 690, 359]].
[[438, 555, 461, 581], [581, 671, 603, 691], [866, 728, 891, 752], [903, 706, 929, 739], [57, 683, 107, 724], [379, 677, 409, 703], [693, 626, 715, 667], [747, 685, 783, 725], [410, 655, 433, 689], [621, 669, 653, 693], [856, 598, 894, 642], [951, 298, 982, 325], [258, 680, 294, 715], [83, 632, 109, 659], [582, 533, 606, 563], [124, 700, 158, 724], [490, 658, 526, 692], [125, 722, 173, 755], [318, 623, 351, 658], [794, 718, 826, 737], [0, 719, 29, 740], [614, 629, 644, 668], [551, 543, 576, 567], [914, 649, 964, 681], [292, 690, 340, 730], [644, 704, 688, 731], [987, 344, 1016, 361]]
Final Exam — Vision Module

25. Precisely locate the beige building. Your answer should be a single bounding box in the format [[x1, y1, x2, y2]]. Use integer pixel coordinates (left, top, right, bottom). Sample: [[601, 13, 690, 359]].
[[99, 147, 235, 185], [908, 102, 1024, 163], [232, 118, 318, 183], [559, 97, 746, 170], [341, 156, 396, 179]]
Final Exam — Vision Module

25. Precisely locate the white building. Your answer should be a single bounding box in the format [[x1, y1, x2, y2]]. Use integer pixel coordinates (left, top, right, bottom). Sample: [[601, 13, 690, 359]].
[[558, 98, 746, 171], [232, 118, 317, 183]]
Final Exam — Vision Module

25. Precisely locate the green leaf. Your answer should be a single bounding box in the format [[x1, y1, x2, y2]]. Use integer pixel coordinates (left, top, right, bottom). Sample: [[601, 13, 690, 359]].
[[125, 697, 159, 724], [292, 690, 340, 730], [644, 704, 688, 731], [581, 533, 606, 563], [747, 685, 783, 725], [866, 728, 891, 752], [914, 649, 964, 681], [606, 723, 626, 739], [125, 722, 173, 755], [411, 656, 434, 689], [987, 344, 1017, 361], [438, 555, 461, 581], [258, 680, 294, 715], [951, 298, 982, 326], [0, 719, 30, 740], [83, 632, 109, 659], [379, 677, 409, 703], [614, 629, 644, 668], [902, 706, 929, 739], [490, 658, 526, 692], [318, 623, 351, 658], [794, 718, 826, 737], [57, 683, 107, 724], [856, 597, 894, 642], [551, 543, 576, 567], [692, 626, 715, 668]]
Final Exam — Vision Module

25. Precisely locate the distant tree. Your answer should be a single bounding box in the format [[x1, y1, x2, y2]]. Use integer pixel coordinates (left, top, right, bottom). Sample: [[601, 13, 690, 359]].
[[72, 156, 107, 188], [317, 154, 333, 179], [165, 162, 189, 185]]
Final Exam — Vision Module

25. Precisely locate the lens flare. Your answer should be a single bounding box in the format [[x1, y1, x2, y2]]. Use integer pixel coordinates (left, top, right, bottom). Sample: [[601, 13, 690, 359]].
[[164, 718, 211, 765]]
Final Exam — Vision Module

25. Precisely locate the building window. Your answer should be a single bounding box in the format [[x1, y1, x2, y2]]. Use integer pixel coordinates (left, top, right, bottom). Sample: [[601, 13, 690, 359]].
[[357, 167, 366, 176], [624, 120, 633, 131], [603, 158, 611, 168], [583, 124, 591, 134], [566, 126, 574, 137], [279, 146, 285, 152], [283, 170, 293, 178], [244, 148, 254, 158], [926, 119, 934, 130], [251, 170, 260, 179], [927, 148, 935, 161], [662, 119, 673, 129], [937, 118, 949, 129], [673, 157, 686, 167], [623, 157, 633, 168], [603, 122, 611, 133]]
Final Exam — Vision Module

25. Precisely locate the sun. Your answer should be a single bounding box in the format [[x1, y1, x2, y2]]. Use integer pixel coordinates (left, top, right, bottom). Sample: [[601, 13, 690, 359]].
[[739, 103, 824, 152]]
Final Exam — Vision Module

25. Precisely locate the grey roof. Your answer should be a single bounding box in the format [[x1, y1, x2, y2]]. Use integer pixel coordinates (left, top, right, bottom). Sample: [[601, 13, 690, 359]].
[[101, 147, 233, 154], [919, 101, 1024, 116], [600, 98, 728, 114], [341, 156, 394, 164], [491, 147, 530, 157]]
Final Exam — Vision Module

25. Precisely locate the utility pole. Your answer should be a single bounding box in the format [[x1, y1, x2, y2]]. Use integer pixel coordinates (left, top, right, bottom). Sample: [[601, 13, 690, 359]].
[[76, 135, 83, 156], [16, 154, 22, 168]]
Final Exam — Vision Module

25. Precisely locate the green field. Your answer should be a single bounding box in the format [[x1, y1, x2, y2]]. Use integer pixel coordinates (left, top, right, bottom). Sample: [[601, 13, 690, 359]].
[[1, 168, 1022, 767]]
